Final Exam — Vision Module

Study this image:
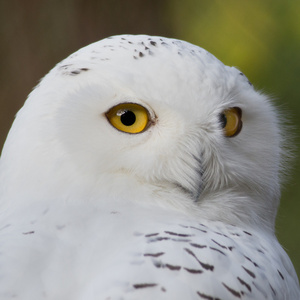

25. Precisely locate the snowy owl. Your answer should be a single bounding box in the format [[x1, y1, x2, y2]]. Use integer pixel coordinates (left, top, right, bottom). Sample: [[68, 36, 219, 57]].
[[0, 34, 299, 300]]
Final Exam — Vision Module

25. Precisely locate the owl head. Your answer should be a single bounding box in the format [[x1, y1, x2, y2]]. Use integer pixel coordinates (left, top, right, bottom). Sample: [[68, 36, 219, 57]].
[[0, 35, 286, 231]]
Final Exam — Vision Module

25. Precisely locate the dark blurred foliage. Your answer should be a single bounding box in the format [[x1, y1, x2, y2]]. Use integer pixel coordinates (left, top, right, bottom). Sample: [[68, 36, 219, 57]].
[[0, 0, 299, 276]]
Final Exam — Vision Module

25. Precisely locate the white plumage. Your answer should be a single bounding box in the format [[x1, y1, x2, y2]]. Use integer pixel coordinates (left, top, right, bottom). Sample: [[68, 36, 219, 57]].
[[0, 34, 299, 299]]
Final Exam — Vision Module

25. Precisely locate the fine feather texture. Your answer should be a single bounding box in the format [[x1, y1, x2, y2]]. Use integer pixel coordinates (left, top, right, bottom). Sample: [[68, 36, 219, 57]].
[[0, 34, 299, 299]]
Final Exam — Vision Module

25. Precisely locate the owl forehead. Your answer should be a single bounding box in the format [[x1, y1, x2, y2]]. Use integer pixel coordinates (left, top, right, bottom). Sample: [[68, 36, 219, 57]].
[[57, 35, 231, 82], [55, 35, 239, 104]]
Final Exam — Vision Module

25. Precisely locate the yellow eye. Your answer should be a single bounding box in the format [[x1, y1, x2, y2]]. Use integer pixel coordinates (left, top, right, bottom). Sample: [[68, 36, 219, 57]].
[[105, 103, 150, 134], [219, 107, 243, 137]]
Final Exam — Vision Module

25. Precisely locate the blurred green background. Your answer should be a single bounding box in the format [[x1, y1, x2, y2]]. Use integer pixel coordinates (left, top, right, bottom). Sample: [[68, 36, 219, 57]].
[[0, 0, 299, 277]]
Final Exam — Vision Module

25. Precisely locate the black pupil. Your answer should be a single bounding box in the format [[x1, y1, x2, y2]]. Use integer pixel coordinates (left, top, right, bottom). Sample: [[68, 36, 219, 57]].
[[120, 110, 136, 126], [219, 113, 227, 128]]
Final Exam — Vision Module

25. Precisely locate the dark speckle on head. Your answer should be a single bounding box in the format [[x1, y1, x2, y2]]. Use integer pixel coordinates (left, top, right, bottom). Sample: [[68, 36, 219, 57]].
[[190, 50, 196, 56], [22, 231, 35, 235], [59, 65, 90, 76], [133, 283, 158, 289], [239, 72, 253, 86], [59, 64, 72, 70], [71, 70, 81, 75]]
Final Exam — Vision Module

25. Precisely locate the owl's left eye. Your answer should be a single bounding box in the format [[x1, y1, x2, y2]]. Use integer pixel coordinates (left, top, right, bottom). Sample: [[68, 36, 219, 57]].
[[105, 103, 150, 134], [219, 107, 243, 137]]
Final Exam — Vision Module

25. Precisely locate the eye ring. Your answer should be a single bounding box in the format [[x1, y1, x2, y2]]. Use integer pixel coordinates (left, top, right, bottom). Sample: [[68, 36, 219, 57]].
[[105, 102, 151, 134], [219, 107, 243, 138]]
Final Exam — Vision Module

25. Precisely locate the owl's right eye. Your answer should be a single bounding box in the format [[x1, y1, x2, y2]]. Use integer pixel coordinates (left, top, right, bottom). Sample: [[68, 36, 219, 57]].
[[105, 103, 151, 134]]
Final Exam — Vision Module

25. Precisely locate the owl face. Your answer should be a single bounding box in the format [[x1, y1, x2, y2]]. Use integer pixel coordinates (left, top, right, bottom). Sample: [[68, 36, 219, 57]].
[[0, 35, 283, 228]]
